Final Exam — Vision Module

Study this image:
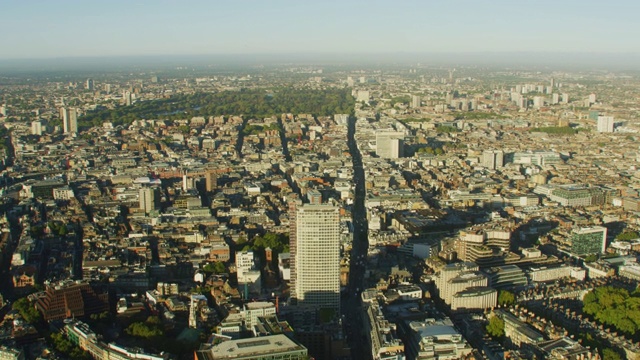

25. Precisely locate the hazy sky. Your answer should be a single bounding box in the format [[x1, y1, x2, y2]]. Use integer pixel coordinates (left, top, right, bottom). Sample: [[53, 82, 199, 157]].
[[2, 0, 639, 59]]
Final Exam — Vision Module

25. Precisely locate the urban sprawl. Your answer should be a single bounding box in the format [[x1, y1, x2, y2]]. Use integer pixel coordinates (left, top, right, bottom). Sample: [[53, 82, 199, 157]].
[[0, 64, 639, 360]]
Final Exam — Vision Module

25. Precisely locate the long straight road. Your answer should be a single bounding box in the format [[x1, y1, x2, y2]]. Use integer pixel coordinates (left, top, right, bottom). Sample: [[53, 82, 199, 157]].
[[344, 115, 371, 360]]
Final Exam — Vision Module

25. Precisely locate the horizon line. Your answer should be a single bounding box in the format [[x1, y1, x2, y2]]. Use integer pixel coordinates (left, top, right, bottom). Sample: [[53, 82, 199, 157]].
[[1, 51, 640, 62]]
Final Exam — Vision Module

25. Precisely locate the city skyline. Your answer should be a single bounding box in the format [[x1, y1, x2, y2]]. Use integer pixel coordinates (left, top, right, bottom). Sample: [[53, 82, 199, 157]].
[[2, 0, 639, 60]]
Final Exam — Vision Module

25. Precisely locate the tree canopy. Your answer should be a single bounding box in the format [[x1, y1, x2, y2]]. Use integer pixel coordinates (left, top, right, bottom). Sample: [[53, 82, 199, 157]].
[[125, 316, 164, 339], [251, 232, 290, 253], [12, 297, 42, 324], [486, 315, 505, 338], [497, 290, 516, 307], [203, 261, 227, 275], [80, 88, 355, 130], [49, 332, 91, 360], [602, 348, 623, 360], [616, 231, 639, 242], [583, 286, 640, 336], [435, 125, 458, 133]]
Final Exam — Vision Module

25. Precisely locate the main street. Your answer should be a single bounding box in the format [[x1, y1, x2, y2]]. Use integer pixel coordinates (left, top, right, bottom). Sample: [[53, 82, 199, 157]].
[[344, 115, 371, 360]]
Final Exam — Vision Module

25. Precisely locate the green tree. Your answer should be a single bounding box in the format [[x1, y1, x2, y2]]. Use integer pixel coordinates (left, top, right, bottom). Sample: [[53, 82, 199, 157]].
[[12, 297, 42, 324], [49, 332, 91, 360], [435, 125, 458, 133], [125, 320, 163, 339], [616, 231, 639, 241], [203, 261, 226, 274], [486, 315, 505, 338], [602, 348, 622, 360], [583, 286, 640, 336], [497, 290, 516, 307]]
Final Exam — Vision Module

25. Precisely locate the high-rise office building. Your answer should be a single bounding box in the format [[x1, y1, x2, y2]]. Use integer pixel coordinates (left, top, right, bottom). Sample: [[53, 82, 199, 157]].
[[346, 76, 354, 87], [588, 93, 597, 105], [411, 95, 421, 108], [61, 107, 78, 135], [482, 150, 504, 170], [139, 187, 159, 213], [291, 205, 340, 312], [597, 116, 614, 133], [86, 78, 94, 91], [31, 120, 43, 136], [533, 96, 545, 109], [124, 91, 132, 106]]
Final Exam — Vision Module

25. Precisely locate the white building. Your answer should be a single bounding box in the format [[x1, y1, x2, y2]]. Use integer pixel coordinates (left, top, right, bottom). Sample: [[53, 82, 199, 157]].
[[411, 95, 421, 108], [61, 107, 78, 135], [405, 319, 472, 360], [356, 90, 370, 103], [31, 120, 43, 136], [235, 251, 255, 280], [278, 252, 291, 281], [451, 286, 497, 311], [482, 150, 504, 170], [434, 262, 489, 305], [597, 116, 614, 133], [53, 186, 74, 201], [533, 96, 545, 109], [527, 265, 586, 283], [243, 301, 276, 330], [292, 205, 340, 312], [376, 130, 405, 159]]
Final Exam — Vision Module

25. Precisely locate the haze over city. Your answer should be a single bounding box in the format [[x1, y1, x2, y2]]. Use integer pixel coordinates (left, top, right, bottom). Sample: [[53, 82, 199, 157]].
[[2, 2, 640, 360], [2, 0, 639, 60]]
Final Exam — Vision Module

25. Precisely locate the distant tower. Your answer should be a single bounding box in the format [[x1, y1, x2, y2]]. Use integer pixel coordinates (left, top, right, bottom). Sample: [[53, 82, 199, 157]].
[[124, 91, 132, 106], [205, 170, 218, 192], [482, 150, 504, 170], [292, 205, 340, 313], [104, 84, 111, 94], [411, 95, 421, 108], [86, 78, 94, 91], [597, 116, 615, 133], [346, 76, 354, 87], [61, 107, 78, 135], [31, 120, 43, 135], [533, 96, 545, 109], [588, 93, 597, 105], [139, 187, 159, 213]]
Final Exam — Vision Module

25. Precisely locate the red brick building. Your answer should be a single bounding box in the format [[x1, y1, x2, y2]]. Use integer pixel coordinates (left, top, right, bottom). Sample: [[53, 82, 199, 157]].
[[35, 281, 109, 321]]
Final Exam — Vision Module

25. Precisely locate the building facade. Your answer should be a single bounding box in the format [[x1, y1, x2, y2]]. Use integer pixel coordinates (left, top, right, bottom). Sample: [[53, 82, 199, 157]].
[[292, 205, 340, 312], [570, 226, 607, 256]]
